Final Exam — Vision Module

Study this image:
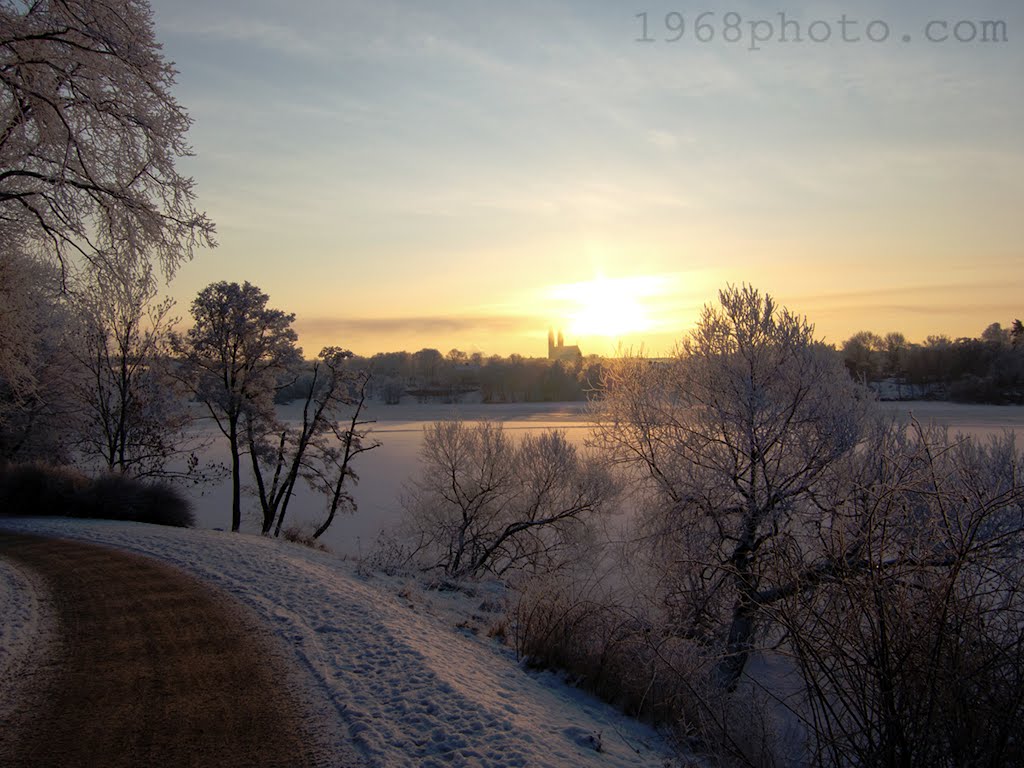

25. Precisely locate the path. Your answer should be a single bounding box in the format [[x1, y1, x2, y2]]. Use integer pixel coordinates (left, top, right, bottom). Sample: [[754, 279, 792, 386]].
[[0, 532, 331, 768]]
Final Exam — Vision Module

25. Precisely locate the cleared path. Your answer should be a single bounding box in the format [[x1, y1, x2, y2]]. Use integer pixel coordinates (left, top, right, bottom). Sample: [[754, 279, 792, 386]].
[[0, 532, 326, 768]]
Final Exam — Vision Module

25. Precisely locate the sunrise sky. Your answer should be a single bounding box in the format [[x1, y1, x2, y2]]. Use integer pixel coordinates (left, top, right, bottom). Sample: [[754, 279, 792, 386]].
[[151, 0, 1024, 358]]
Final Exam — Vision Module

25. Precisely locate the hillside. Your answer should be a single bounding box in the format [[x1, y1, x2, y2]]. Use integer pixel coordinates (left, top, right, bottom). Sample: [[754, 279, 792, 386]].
[[0, 518, 672, 767]]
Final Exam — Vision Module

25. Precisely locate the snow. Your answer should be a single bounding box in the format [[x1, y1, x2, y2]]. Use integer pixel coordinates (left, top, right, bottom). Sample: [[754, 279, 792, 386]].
[[0, 517, 672, 768], [184, 400, 597, 557], [0, 554, 57, 729], [6, 401, 1017, 765], [878, 400, 1024, 441], [185, 400, 1024, 558]]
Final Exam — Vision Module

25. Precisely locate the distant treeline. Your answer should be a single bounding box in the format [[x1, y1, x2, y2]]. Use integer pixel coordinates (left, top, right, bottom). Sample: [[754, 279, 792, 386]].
[[278, 348, 605, 405], [840, 320, 1024, 404], [276, 320, 1024, 406]]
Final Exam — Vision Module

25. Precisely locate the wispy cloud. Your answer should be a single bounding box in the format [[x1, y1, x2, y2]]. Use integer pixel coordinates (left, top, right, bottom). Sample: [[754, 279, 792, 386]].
[[297, 314, 540, 340]]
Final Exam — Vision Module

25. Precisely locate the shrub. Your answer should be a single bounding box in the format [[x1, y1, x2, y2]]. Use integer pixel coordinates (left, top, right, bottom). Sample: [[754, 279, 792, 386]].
[[513, 573, 696, 724], [402, 421, 616, 578], [0, 463, 90, 516], [81, 474, 194, 528], [0, 463, 193, 527]]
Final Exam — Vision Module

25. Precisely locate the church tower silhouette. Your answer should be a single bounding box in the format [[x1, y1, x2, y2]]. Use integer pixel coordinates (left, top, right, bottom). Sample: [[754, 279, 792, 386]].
[[547, 328, 582, 362]]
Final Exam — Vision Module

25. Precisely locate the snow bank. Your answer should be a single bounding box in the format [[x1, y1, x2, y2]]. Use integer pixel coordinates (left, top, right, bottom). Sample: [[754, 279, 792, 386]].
[[0, 551, 58, 731], [0, 518, 671, 767]]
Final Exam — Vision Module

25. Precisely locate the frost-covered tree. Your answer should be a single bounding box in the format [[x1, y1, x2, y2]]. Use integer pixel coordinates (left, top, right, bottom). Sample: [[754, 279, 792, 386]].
[[403, 420, 615, 578], [0, 0, 214, 281], [777, 423, 1024, 766], [0, 0, 213, 463], [0, 240, 80, 461], [174, 281, 300, 532], [592, 285, 869, 690], [70, 264, 208, 480]]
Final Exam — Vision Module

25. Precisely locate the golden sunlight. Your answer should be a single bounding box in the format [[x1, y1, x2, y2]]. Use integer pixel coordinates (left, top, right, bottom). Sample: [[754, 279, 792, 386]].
[[547, 274, 668, 340]]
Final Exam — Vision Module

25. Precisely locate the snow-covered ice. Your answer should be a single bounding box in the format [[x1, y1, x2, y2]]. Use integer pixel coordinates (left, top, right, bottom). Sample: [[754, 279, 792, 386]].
[[0, 517, 672, 767], [185, 400, 1024, 557]]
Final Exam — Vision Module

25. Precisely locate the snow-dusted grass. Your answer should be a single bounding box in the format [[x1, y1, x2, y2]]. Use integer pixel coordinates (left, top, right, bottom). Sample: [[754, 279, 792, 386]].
[[0, 517, 673, 768]]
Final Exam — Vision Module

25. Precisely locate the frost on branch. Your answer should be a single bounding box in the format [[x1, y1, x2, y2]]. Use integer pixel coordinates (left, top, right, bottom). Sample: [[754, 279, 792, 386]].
[[0, 0, 215, 280]]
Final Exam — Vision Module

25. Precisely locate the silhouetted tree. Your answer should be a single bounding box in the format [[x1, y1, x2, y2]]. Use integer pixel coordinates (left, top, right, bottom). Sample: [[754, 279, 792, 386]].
[[173, 282, 300, 531], [245, 346, 379, 537], [842, 330, 883, 381], [982, 322, 1011, 347], [413, 348, 444, 384]]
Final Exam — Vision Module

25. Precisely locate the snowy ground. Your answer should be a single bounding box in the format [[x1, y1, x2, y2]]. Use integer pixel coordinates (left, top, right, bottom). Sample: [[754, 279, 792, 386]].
[[4, 401, 1019, 766], [0, 517, 673, 768]]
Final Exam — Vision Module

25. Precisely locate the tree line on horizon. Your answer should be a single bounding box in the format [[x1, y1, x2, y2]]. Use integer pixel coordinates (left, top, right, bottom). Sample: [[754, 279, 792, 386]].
[[841, 320, 1024, 403], [277, 348, 607, 405], [277, 317, 1024, 406]]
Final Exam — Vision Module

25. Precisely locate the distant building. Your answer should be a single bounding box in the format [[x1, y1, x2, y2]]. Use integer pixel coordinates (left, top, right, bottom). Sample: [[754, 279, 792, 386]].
[[548, 328, 582, 362]]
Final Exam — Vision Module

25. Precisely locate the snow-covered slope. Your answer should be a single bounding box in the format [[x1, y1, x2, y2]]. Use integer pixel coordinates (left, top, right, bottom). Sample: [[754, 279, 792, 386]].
[[0, 518, 672, 767]]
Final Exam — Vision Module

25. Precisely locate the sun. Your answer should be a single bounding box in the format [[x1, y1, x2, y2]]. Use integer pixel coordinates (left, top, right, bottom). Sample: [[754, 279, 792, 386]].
[[548, 274, 665, 340]]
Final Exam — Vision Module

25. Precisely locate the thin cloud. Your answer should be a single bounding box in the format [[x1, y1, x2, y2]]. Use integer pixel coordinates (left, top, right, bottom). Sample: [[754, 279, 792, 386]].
[[793, 280, 1009, 305], [296, 314, 542, 338]]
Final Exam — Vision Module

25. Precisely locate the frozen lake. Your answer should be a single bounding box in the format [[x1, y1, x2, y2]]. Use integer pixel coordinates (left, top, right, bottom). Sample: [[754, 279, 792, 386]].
[[187, 400, 1024, 557]]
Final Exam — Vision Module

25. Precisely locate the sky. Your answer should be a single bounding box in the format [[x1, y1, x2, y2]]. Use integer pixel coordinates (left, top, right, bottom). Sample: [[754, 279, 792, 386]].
[[150, 0, 1024, 358]]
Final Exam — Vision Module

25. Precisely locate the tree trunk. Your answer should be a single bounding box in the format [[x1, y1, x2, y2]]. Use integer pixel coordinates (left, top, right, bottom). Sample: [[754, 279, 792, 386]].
[[229, 417, 241, 532], [715, 596, 757, 691]]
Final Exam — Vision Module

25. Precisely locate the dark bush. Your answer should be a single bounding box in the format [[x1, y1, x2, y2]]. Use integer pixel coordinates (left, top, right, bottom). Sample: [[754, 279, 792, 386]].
[[0, 463, 90, 517], [0, 463, 193, 527], [81, 474, 194, 528]]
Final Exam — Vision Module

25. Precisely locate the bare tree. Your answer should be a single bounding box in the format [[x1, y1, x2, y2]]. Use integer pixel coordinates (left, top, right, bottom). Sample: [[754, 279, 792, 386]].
[[775, 423, 1024, 767], [245, 346, 379, 538], [70, 264, 210, 481], [173, 281, 300, 532], [0, 0, 215, 282], [402, 420, 616, 578], [305, 362, 379, 540], [591, 285, 1024, 766]]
